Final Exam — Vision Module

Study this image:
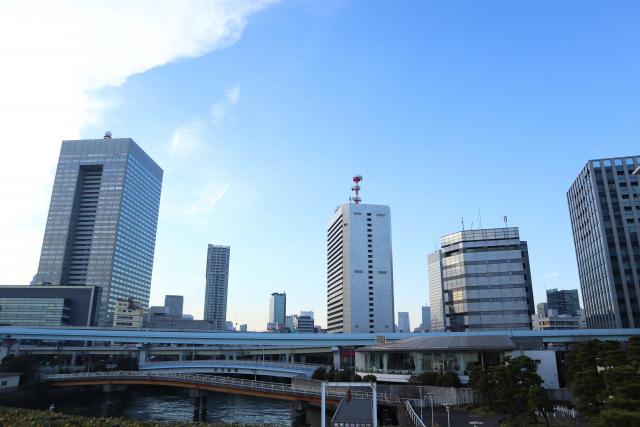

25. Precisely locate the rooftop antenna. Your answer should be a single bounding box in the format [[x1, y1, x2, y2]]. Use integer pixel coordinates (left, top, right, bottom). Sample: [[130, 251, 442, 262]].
[[478, 206, 483, 230], [461, 217, 465, 231], [503, 215, 508, 228], [470, 221, 474, 230], [350, 175, 363, 204], [103, 131, 112, 140]]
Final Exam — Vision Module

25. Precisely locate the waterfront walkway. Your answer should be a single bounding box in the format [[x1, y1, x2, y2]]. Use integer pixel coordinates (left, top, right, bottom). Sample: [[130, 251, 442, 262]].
[[43, 371, 402, 406]]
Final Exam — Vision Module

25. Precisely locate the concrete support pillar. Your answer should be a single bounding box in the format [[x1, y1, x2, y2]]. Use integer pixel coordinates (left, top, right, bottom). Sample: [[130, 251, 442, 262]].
[[413, 353, 422, 374], [382, 353, 389, 372], [332, 347, 341, 370], [300, 355, 306, 364], [178, 351, 186, 361], [70, 352, 78, 366], [0, 340, 11, 362], [190, 389, 207, 421], [138, 347, 148, 366]]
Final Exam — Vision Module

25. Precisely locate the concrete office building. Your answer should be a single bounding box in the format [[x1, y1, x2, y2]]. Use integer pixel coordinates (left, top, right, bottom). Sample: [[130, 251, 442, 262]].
[[164, 295, 184, 317], [429, 227, 535, 331], [269, 292, 286, 330], [204, 245, 230, 330], [293, 315, 315, 333], [0, 285, 101, 326], [113, 299, 144, 328], [397, 312, 410, 333], [545, 288, 580, 316], [568, 156, 640, 328], [34, 133, 163, 326], [327, 176, 395, 333], [421, 305, 431, 332], [532, 307, 587, 330]]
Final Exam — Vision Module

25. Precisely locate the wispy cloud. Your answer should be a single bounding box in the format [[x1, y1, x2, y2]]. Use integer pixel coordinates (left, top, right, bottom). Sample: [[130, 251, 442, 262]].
[[541, 271, 560, 279], [185, 183, 230, 226], [169, 118, 207, 156], [212, 84, 242, 125], [0, 0, 277, 283]]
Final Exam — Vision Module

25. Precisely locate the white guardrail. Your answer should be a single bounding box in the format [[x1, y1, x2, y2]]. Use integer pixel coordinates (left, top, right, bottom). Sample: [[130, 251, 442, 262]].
[[405, 400, 427, 427], [43, 371, 402, 404], [140, 360, 327, 372]]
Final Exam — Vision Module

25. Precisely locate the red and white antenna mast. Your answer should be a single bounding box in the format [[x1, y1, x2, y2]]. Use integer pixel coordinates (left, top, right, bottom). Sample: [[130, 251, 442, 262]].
[[350, 175, 363, 204]]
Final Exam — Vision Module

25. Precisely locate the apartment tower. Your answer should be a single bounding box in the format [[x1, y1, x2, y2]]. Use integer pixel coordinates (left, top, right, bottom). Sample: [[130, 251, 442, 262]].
[[204, 245, 230, 330]]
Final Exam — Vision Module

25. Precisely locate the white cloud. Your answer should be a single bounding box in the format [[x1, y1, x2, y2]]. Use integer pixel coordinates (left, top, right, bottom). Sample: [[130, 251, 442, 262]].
[[0, 0, 276, 284], [185, 183, 230, 225], [169, 118, 208, 156], [211, 84, 241, 124]]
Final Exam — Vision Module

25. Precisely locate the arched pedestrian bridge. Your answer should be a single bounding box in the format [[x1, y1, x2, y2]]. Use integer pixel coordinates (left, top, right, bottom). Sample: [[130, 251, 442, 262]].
[[139, 360, 327, 378], [43, 371, 402, 406]]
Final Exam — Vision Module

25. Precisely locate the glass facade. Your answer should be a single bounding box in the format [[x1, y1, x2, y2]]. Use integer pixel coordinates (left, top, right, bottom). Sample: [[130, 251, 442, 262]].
[[0, 298, 71, 326], [35, 138, 163, 326], [269, 292, 286, 327], [568, 156, 640, 328], [204, 245, 230, 330], [546, 288, 581, 316], [429, 227, 535, 331], [363, 351, 485, 377]]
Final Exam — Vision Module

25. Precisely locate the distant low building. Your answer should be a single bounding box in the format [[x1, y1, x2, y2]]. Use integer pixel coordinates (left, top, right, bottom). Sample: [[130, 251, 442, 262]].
[[532, 308, 587, 330], [113, 299, 144, 329], [144, 315, 219, 331], [293, 315, 314, 333], [239, 324, 248, 332], [0, 285, 101, 327]]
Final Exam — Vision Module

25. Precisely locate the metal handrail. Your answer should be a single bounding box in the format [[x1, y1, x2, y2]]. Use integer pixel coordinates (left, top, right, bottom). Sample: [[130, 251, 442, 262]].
[[405, 400, 427, 427], [140, 360, 326, 371], [43, 372, 402, 403]]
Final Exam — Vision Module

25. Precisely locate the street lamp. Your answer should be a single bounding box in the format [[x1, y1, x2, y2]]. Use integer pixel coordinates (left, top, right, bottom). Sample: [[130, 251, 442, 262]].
[[428, 393, 434, 427], [418, 386, 423, 422], [445, 404, 451, 427]]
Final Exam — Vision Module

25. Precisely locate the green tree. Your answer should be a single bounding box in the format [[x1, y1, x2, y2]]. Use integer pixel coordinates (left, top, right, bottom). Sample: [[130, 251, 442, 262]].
[[527, 385, 553, 427], [311, 367, 326, 380], [436, 371, 462, 388], [0, 355, 37, 384], [362, 374, 377, 382], [469, 365, 496, 408]]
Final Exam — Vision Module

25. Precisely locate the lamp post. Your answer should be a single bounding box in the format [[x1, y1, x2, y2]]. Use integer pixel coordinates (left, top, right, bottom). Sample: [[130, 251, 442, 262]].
[[428, 393, 434, 427], [445, 404, 451, 427], [418, 386, 423, 421]]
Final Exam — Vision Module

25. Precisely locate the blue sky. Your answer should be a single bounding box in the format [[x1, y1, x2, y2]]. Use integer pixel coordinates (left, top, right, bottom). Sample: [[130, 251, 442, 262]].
[[2, 1, 639, 330]]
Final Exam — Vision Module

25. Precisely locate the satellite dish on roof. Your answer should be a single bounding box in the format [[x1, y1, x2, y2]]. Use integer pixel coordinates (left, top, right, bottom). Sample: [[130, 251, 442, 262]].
[[103, 131, 112, 139]]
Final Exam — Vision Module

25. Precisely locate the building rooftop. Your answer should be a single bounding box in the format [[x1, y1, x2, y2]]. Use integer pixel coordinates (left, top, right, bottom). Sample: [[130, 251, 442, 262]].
[[358, 335, 517, 352], [441, 227, 520, 247]]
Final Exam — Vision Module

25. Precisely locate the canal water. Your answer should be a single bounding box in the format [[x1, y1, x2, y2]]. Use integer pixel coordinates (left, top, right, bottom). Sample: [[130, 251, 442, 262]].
[[2, 386, 323, 426]]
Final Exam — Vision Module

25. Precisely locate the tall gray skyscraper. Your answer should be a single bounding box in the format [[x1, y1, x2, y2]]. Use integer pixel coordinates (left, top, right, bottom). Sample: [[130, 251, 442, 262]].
[[35, 134, 163, 326], [421, 305, 431, 331], [269, 292, 286, 328], [327, 176, 395, 334], [204, 245, 230, 330], [429, 227, 535, 331], [164, 295, 184, 317], [568, 156, 640, 328], [545, 288, 580, 316]]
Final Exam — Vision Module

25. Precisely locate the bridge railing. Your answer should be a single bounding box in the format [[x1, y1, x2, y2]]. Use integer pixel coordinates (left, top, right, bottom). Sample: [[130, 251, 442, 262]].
[[43, 371, 402, 404], [140, 360, 328, 372], [404, 400, 427, 427]]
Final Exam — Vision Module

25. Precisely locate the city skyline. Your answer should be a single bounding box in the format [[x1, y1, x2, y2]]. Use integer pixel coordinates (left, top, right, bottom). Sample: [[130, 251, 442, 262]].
[[2, 2, 640, 331]]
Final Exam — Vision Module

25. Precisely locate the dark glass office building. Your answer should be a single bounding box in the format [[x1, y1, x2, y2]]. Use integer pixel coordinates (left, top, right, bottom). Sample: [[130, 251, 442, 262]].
[[204, 245, 230, 330], [34, 135, 163, 326], [546, 288, 580, 316], [568, 156, 640, 329]]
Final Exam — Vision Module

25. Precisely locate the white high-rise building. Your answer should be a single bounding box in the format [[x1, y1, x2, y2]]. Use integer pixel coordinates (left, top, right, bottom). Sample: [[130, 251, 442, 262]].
[[327, 176, 395, 333]]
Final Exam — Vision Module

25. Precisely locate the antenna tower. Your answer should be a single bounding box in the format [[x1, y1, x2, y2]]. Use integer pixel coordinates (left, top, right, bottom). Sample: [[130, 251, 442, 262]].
[[350, 175, 363, 204]]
